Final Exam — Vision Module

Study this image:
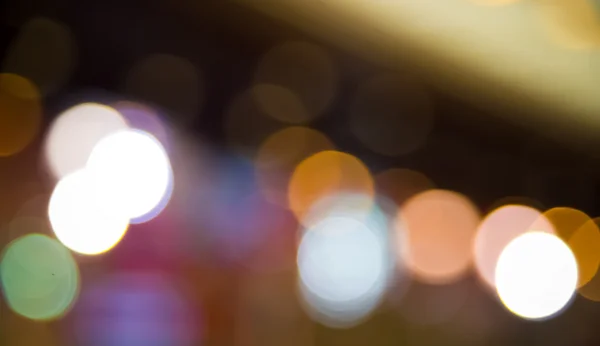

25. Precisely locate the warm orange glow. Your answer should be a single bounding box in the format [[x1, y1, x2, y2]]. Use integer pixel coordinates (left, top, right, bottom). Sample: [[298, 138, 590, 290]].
[[578, 218, 600, 302], [0, 73, 41, 156], [568, 218, 600, 287], [375, 168, 434, 207], [288, 150, 374, 225], [399, 190, 480, 284], [542, 207, 590, 241], [534, 0, 600, 49], [256, 127, 334, 207]]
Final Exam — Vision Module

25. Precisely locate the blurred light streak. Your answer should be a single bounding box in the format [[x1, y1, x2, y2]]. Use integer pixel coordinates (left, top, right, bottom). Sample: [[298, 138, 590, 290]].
[[73, 271, 198, 346], [375, 168, 434, 207], [534, 0, 600, 49], [296, 200, 394, 328], [239, 0, 600, 151], [123, 54, 202, 125], [255, 126, 335, 207], [288, 150, 374, 226], [0, 73, 42, 156], [86, 129, 173, 221], [474, 204, 554, 290], [469, 0, 521, 5], [0, 234, 79, 320], [349, 75, 434, 157], [398, 190, 480, 284], [44, 102, 128, 179], [255, 41, 337, 123], [2, 17, 75, 95], [495, 232, 577, 320], [48, 169, 130, 255]]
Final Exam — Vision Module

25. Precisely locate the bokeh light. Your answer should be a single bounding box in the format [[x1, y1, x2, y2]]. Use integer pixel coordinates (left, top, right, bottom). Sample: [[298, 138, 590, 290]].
[[123, 53, 203, 124], [568, 217, 600, 287], [399, 190, 480, 284], [288, 150, 374, 225], [44, 103, 128, 179], [0, 234, 79, 320], [48, 169, 130, 255], [495, 232, 578, 320], [577, 218, 600, 302], [2, 17, 74, 95], [297, 211, 392, 328], [534, 0, 600, 49], [255, 126, 334, 207], [474, 204, 555, 290], [375, 168, 434, 207], [0, 73, 42, 156], [113, 101, 172, 151], [73, 271, 198, 346], [86, 129, 173, 221], [255, 41, 337, 123], [349, 75, 434, 157], [542, 207, 591, 240]]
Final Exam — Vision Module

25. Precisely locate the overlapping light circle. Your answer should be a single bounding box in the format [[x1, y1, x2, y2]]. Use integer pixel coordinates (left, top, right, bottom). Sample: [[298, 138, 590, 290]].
[[48, 169, 130, 255], [495, 232, 578, 320], [44, 103, 128, 179], [296, 195, 393, 328], [86, 129, 173, 221]]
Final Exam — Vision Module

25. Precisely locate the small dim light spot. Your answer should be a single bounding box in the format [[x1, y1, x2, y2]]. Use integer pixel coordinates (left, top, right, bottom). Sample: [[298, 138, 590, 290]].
[[0, 234, 79, 320], [86, 129, 173, 221], [399, 190, 480, 284], [349, 75, 434, 157], [2, 17, 74, 95], [124, 53, 202, 124], [495, 232, 577, 320], [44, 103, 129, 179], [255, 41, 337, 122], [256, 126, 334, 207], [48, 169, 130, 255], [252, 84, 311, 124], [288, 150, 374, 226], [474, 204, 555, 290], [0, 73, 42, 157]]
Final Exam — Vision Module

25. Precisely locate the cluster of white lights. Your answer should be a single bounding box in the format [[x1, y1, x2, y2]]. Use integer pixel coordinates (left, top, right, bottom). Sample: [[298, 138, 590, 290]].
[[46, 103, 173, 255]]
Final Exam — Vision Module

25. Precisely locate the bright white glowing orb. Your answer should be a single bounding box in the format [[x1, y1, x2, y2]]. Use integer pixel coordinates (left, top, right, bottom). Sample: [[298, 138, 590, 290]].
[[44, 103, 128, 179], [297, 216, 390, 327], [86, 129, 172, 221], [48, 169, 130, 255], [495, 232, 577, 320]]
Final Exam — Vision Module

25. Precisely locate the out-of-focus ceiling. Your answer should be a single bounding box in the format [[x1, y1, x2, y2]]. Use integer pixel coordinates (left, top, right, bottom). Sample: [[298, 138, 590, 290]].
[[239, 0, 600, 153]]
